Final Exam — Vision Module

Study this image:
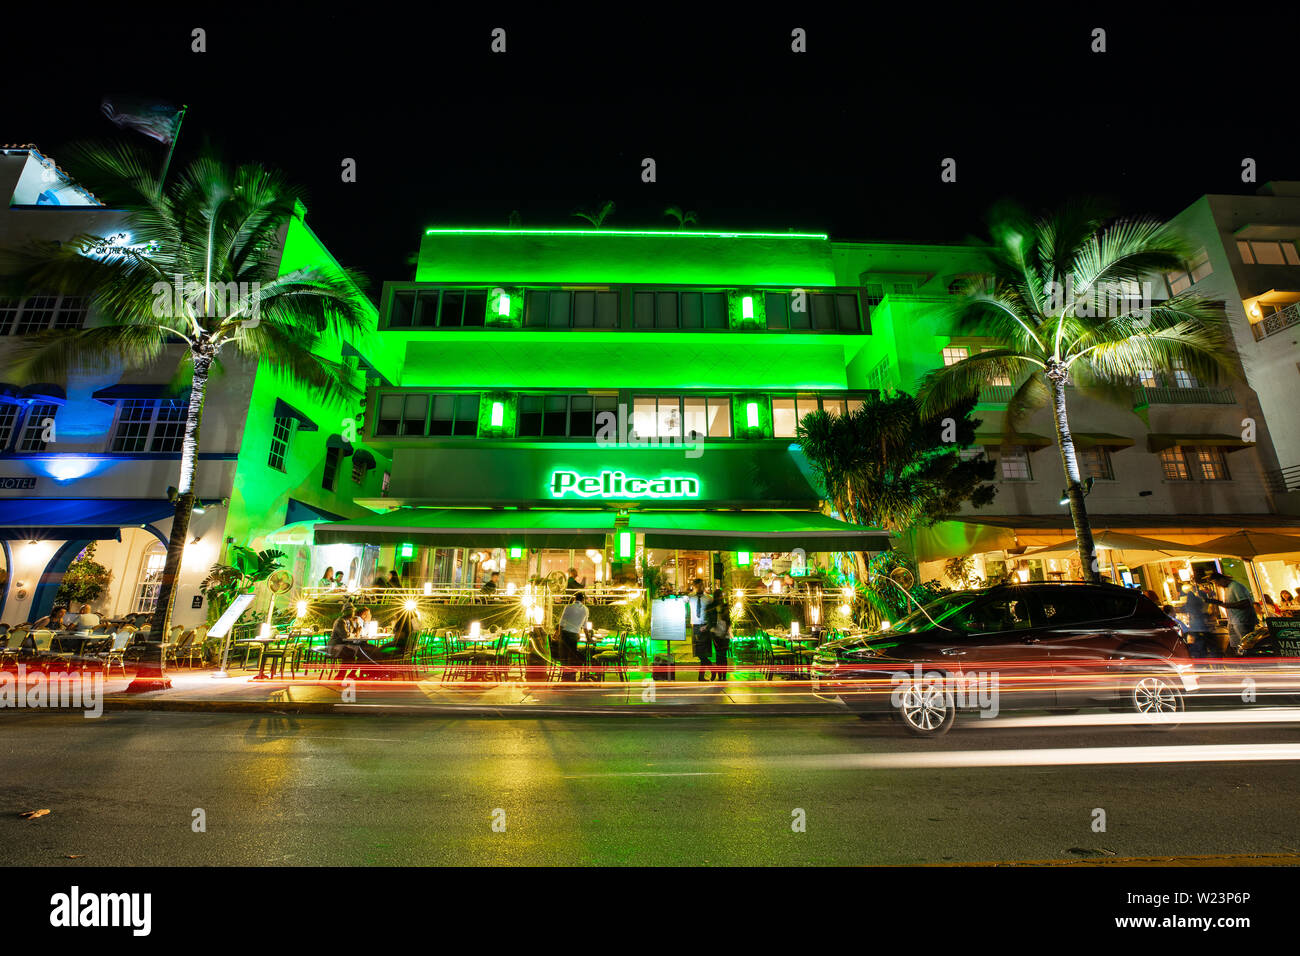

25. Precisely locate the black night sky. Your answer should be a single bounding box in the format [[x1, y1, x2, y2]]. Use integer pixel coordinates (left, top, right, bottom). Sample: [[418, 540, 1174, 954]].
[[5, 7, 1295, 298]]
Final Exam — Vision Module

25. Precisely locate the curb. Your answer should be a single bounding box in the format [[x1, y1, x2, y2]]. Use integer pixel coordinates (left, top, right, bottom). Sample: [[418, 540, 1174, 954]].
[[99, 697, 848, 719]]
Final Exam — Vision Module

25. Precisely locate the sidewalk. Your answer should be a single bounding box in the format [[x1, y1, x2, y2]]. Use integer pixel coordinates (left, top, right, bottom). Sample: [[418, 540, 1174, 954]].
[[97, 670, 846, 718]]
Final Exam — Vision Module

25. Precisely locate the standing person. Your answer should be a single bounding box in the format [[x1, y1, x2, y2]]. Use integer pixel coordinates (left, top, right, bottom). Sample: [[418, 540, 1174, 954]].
[[1207, 571, 1257, 655], [687, 578, 712, 681], [318, 566, 335, 588], [566, 567, 585, 591], [705, 588, 732, 682], [1181, 582, 1214, 659], [556, 592, 589, 682]]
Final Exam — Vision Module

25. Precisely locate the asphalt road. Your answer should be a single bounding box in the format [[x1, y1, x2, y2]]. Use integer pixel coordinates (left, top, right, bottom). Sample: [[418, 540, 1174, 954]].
[[3, 709, 1300, 866]]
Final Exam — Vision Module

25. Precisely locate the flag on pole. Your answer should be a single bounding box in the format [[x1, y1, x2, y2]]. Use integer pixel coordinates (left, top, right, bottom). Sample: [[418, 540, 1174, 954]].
[[101, 96, 184, 144]]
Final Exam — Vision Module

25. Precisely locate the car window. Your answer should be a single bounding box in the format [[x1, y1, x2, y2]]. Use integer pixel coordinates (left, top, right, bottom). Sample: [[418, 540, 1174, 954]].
[[963, 596, 1034, 634], [1039, 590, 1137, 626]]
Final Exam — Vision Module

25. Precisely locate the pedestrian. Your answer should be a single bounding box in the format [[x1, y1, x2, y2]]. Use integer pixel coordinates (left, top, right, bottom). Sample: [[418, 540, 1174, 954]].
[[1206, 571, 1257, 655], [705, 588, 732, 682], [556, 592, 589, 682], [1180, 582, 1214, 659], [687, 578, 712, 680]]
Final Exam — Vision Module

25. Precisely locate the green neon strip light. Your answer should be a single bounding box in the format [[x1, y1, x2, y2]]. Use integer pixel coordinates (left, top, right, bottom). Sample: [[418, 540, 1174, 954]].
[[423, 228, 828, 240], [737, 551, 751, 566], [617, 530, 633, 560]]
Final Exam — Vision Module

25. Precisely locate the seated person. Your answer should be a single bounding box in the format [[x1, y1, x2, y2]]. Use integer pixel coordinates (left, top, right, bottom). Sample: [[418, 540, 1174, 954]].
[[481, 571, 501, 593], [66, 604, 101, 631], [387, 570, 402, 589], [332, 572, 346, 590], [371, 568, 389, 589], [566, 567, 585, 591]]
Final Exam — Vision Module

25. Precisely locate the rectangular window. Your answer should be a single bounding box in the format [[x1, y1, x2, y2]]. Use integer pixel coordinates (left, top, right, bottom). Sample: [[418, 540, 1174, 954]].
[[1079, 446, 1114, 480], [942, 346, 969, 366], [998, 446, 1033, 481], [1171, 361, 1198, 389], [1192, 445, 1229, 481], [1138, 368, 1158, 388], [682, 396, 732, 439], [1250, 241, 1286, 266], [17, 403, 58, 452], [864, 283, 885, 307], [268, 416, 293, 471], [630, 395, 729, 440], [352, 457, 370, 485], [13, 296, 57, 335], [890, 282, 914, 296], [111, 399, 186, 453], [981, 347, 1012, 386], [377, 394, 429, 436], [0, 403, 21, 448], [431, 394, 478, 436], [571, 291, 619, 328], [322, 445, 341, 491], [771, 393, 839, 438], [1159, 447, 1190, 480], [1238, 240, 1300, 267]]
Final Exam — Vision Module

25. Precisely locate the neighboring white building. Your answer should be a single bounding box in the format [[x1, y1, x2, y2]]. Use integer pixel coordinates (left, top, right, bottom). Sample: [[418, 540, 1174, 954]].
[[0, 146, 395, 627], [1165, 182, 1300, 493]]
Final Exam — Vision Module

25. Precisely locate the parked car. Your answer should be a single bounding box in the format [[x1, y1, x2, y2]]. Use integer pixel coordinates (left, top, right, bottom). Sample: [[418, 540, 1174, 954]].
[[812, 582, 1196, 736]]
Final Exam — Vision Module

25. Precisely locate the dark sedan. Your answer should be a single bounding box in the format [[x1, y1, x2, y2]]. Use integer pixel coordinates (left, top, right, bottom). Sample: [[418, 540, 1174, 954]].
[[812, 582, 1197, 736]]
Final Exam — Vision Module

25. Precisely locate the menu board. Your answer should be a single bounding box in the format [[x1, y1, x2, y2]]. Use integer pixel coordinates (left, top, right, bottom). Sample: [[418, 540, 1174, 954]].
[[650, 597, 689, 642], [1266, 619, 1300, 657], [207, 593, 257, 639]]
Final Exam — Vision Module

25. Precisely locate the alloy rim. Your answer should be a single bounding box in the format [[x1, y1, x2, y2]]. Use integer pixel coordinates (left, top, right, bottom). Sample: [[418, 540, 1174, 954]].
[[900, 684, 949, 730], [1133, 676, 1179, 714]]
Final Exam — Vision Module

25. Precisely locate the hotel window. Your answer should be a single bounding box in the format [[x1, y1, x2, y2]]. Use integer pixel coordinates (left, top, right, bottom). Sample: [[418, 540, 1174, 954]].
[[1137, 368, 1158, 388], [110, 399, 186, 453], [631, 395, 731, 440], [376, 394, 429, 436], [864, 283, 885, 306], [322, 445, 341, 492], [679, 292, 728, 329], [1158, 447, 1191, 480], [351, 456, 372, 485], [981, 347, 1013, 386], [132, 544, 167, 613], [267, 416, 293, 471], [1171, 360, 1198, 389], [517, 394, 618, 438], [390, 289, 488, 329], [997, 446, 1033, 481], [1190, 446, 1229, 480], [771, 394, 858, 438], [434, 290, 487, 327], [0, 403, 21, 449], [1078, 446, 1114, 480], [942, 346, 969, 366], [1165, 249, 1214, 295], [428, 394, 480, 436], [2, 294, 88, 335], [1237, 240, 1300, 267], [890, 282, 914, 296], [766, 292, 860, 331], [526, 291, 619, 329], [17, 403, 59, 452]]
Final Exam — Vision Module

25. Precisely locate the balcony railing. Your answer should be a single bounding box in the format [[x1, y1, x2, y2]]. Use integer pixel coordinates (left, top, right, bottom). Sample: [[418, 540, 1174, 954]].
[[1267, 464, 1300, 494], [1136, 385, 1237, 405], [1251, 302, 1300, 341]]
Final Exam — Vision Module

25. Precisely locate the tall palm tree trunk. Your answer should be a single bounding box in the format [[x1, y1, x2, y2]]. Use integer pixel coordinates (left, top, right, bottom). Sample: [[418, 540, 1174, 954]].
[[127, 347, 212, 691], [1047, 362, 1100, 584]]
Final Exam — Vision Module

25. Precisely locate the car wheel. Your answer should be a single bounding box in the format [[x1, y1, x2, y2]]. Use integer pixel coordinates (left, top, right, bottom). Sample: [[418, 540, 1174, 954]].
[[893, 681, 956, 737], [1128, 674, 1184, 726]]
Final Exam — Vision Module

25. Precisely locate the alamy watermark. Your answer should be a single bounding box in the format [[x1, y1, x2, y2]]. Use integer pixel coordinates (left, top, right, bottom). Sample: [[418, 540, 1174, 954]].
[[151, 273, 262, 327], [890, 664, 1000, 718], [595, 404, 704, 459], [0, 665, 103, 718]]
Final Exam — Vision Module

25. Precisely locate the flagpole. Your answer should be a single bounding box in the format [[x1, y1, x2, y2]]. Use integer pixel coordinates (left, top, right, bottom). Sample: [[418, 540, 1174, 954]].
[[159, 104, 188, 192]]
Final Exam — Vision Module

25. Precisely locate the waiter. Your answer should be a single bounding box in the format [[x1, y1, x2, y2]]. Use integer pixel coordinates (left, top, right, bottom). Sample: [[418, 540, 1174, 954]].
[[556, 592, 589, 682], [687, 578, 712, 679]]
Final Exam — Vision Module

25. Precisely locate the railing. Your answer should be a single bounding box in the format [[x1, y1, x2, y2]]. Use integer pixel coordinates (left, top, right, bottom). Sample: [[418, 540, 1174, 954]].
[[1251, 302, 1300, 341], [1267, 464, 1300, 494], [300, 585, 645, 607], [1135, 385, 1237, 405]]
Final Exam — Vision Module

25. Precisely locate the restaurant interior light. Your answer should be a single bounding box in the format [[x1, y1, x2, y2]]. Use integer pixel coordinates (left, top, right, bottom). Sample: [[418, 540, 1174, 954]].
[[741, 295, 754, 319], [497, 292, 511, 317], [509, 546, 523, 559], [737, 551, 751, 567], [295, 599, 307, 618], [423, 581, 432, 595], [469, 621, 481, 639], [491, 401, 505, 428], [617, 530, 633, 560], [399, 542, 415, 559], [746, 402, 759, 429]]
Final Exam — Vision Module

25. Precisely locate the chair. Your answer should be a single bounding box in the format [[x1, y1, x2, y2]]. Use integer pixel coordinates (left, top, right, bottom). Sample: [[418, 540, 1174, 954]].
[[591, 633, 631, 682], [0, 627, 28, 666], [164, 630, 195, 667], [441, 634, 478, 682], [89, 631, 133, 678], [259, 634, 298, 679], [762, 632, 796, 680], [178, 626, 209, 667], [24, 629, 75, 671]]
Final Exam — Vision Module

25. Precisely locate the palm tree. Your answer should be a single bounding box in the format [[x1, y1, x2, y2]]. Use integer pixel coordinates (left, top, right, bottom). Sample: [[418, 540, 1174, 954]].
[[1, 141, 371, 689], [571, 200, 615, 228], [663, 205, 698, 228], [918, 203, 1232, 582], [796, 391, 996, 583]]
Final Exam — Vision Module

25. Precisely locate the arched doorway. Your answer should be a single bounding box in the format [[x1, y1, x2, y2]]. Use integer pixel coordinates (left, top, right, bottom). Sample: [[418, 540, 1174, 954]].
[[30, 538, 94, 618]]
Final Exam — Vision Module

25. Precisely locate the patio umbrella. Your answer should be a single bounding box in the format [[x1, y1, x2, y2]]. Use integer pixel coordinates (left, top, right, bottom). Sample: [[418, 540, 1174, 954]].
[[1190, 529, 1300, 599], [1020, 531, 1209, 581]]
